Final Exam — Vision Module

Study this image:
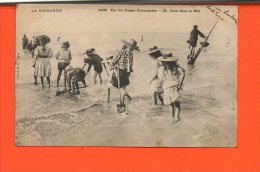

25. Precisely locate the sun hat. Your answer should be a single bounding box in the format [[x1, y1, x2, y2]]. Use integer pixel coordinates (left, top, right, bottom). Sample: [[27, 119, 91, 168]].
[[62, 41, 70, 49], [157, 52, 179, 62], [36, 35, 51, 44], [147, 46, 163, 54], [121, 39, 140, 51]]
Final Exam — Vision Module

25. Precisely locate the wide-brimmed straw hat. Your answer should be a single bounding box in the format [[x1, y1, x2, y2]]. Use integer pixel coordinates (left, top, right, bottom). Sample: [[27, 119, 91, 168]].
[[147, 46, 163, 54], [36, 35, 51, 44], [158, 52, 179, 62], [62, 41, 70, 49], [121, 39, 140, 51]]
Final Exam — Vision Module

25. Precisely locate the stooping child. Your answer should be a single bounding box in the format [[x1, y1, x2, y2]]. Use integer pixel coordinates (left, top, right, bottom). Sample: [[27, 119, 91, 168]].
[[65, 65, 87, 95], [157, 52, 185, 123]]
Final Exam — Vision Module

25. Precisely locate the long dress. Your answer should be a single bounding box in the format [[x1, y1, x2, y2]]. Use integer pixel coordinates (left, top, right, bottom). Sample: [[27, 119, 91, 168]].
[[150, 60, 163, 93], [34, 46, 53, 77], [158, 66, 185, 105]]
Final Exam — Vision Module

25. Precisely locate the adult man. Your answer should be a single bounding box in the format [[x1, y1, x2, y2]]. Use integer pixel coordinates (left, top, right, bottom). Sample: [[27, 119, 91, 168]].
[[187, 25, 205, 56]]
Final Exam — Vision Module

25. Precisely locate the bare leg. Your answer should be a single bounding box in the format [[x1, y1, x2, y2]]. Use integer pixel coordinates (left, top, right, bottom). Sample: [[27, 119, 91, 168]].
[[153, 92, 158, 105], [93, 72, 98, 84], [72, 82, 75, 94], [107, 88, 110, 102], [75, 82, 80, 94], [64, 71, 67, 88], [34, 76, 38, 85], [175, 101, 181, 121], [99, 73, 102, 85], [82, 79, 87, 87], [122, 86, 131, 101], [169, 103, 175, 118], [57, 70, 62, 87], [158, 92, 164, 105], [40, 77, 44, 89], [46, 77, 51, 88]]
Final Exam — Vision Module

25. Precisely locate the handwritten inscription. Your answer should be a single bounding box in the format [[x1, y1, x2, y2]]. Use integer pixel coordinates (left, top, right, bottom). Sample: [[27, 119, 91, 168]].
[[207, 6, 238, 25]]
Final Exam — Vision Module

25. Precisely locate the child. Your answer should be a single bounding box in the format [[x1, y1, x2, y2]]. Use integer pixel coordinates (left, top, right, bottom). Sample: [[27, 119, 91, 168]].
[[147, 46, 164, 105], [84, 48, 103, 84], [65, 65, 87, 95], [56, 41, 72, 90], [157, 52, 185, 123]]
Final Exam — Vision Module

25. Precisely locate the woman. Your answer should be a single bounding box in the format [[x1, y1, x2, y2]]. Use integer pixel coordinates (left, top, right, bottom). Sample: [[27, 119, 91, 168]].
[[157, 52, 185, 123], [148, 46, 164, 105], [34, 35, 53, 89], [56, 41, 72, 90]]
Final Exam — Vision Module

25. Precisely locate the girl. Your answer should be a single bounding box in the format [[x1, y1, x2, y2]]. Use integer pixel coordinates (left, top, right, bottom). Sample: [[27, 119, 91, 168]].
[[33, 35, 53, 89], [84, 48, 103, 85], [56, 41, 72, 90], [157, 52, 185, 123], [148, 46, 164, 105]]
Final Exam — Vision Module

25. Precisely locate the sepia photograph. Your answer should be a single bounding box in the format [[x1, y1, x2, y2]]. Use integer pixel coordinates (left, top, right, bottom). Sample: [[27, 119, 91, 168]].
[[15, 4, 237, 147]]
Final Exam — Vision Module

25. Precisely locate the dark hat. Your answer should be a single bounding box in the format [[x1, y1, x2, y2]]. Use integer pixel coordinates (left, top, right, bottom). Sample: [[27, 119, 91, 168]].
[[62, 41, 70, 49], [36, 35, 51, 44], [193, 25, 198, 28], [85, 48, 95, 54], [121, 39, 140, 51], [147, 46, 163, 54], [158, 52, 179, 62]]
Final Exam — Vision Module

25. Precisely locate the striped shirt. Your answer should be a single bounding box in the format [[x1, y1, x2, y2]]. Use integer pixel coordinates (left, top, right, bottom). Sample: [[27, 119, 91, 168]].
[[109, 48, 133, 72]]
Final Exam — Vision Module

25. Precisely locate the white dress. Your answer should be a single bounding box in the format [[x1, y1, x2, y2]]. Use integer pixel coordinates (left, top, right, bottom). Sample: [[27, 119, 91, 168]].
[[158, 66, 184, 105], [150, 60, 163, 93], [34, 46, 53, 77]]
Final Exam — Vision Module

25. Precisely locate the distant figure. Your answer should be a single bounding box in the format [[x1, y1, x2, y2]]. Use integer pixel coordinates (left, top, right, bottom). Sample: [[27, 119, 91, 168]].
[[84, 48, 103, 85], [147, 46, 164, 105], [141, 35, 144, 42], [157, 52, 185, 123], [22, 34, 29, 50], [57, 36, 60, 42], [187, 25, 205, 56], [65, 65, 87, 95], [26, 40, 33, 52], [33, 35, 53, 89], [56, 41, 72, 90]]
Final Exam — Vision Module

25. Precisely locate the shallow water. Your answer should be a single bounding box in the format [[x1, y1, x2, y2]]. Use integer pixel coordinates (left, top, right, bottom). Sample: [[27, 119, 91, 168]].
[[16, 32, 237, 146]]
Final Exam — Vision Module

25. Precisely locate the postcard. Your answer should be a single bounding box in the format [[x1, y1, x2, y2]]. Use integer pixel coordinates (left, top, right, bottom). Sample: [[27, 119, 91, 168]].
[[16, 4, 237, 146]]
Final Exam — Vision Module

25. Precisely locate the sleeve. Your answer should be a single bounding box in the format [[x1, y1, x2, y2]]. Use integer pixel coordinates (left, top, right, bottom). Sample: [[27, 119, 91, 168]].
[[109, 50, 123, 70], [34, 48, 39, 60], [56, 51, 60, 60], [198, 30, 205, 38], [87, 60, 93, 72], [48, 48, 53, 59], [68, 50, 72, 61], [157, 67, 165, 81], [128, 53, 133, 72]]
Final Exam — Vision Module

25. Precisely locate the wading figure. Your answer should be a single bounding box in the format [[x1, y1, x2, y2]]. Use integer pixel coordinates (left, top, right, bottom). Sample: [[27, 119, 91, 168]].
[[33, 35, 53, 89], [22, 34, 29, 50], [65, 65, 87, 95], [157, 52, 185, 123], [56, 41, 72, 90], [187, 25, 205, 57], [107, 39, 140, 102], [84, 48, 103, 85], [147, 46, 164, 105]]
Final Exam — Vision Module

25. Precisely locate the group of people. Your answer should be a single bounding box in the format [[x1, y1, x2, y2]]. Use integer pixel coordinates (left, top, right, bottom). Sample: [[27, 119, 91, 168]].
[[22, 34, 38, 53], [23, 25, 207, 122]]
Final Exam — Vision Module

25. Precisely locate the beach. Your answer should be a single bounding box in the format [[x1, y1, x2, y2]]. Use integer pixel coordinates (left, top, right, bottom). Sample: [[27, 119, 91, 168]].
[[15, 32, 237, 147]]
